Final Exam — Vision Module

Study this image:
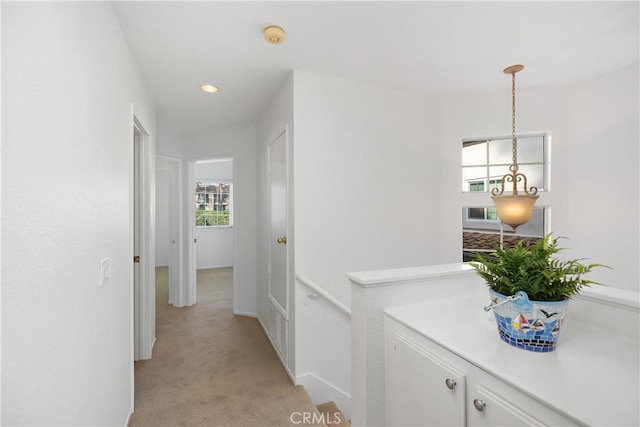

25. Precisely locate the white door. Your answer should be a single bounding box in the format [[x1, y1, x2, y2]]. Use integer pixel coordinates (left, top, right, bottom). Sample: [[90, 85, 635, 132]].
[[268, 131, 288, 358], [386, 332, 466, 426]]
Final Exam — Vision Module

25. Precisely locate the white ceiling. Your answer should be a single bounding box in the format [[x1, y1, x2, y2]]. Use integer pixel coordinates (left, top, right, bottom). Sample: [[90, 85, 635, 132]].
[[111, 1, 639, 136]]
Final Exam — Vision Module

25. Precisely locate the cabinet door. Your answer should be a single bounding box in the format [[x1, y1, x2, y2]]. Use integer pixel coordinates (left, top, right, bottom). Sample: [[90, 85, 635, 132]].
[[467, 384, 544, 426], [386, 333, 466, 426]]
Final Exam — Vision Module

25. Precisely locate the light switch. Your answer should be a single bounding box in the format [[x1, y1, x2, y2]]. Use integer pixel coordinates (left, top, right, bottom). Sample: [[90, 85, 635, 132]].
[[100, 258, 110, 287]]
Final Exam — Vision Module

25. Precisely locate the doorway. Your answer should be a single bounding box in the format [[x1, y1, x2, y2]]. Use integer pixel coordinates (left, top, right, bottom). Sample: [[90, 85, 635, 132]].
[[188, 157, 235, 307]]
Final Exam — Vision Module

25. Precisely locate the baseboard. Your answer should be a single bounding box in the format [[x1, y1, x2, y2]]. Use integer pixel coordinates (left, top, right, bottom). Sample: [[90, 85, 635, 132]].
[[124, 406, 133, 426], [233, 310, 257, 318], [197, 264, 233, 270], [296, 373, 352, 419], [257, 315, 296, 384]]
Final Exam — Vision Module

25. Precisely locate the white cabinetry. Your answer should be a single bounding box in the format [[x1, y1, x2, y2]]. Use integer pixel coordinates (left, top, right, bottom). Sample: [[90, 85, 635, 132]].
[[386, 332, 465, 426], [386, 318, 576, 426], [384, 291, 639, 427]]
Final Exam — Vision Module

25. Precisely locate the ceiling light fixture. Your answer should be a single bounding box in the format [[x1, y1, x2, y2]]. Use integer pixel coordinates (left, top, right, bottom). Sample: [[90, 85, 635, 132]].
[[264, 25, 285, 44], [491, 64, 538, 230], [200, 84, 219, 93]]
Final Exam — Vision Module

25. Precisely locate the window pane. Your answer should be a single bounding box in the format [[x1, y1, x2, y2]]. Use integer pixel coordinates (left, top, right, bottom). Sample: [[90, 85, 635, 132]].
[[463, 134, 547, 192], [488, 138, 512, 164], [462, 141, 487, 166], [462, 167, 487, 191], [195, 181, 232, 227], [517, 164, 544, 191], [468, 207, 486, 219], [516, 135, 544, 163]]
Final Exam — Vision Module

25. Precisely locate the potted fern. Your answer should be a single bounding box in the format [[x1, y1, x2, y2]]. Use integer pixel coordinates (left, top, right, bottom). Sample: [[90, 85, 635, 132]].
[[471, 234, 607, 352]]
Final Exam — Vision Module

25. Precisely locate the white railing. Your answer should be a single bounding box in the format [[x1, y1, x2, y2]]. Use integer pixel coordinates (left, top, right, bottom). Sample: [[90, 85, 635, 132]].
[[295, 273, 351, 316]]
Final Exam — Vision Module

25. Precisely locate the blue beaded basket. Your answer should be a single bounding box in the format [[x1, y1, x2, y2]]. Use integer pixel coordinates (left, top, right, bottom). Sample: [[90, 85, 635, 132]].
[[485, 289, 569, 353]]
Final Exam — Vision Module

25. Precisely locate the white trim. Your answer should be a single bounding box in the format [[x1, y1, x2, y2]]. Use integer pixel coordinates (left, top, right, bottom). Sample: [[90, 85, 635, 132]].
[[197, 264, 234, 270], [296, 373, 352, 418], [257, 315, 296, 384], [269, 294, 289, 320], [124, 407, 133, 427], [233, 310, 257, 318], [296, 273, 351, 316]]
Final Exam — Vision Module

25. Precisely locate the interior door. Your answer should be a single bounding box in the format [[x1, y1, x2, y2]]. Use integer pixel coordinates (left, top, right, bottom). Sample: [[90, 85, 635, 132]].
[[268, 131, 288, 357]]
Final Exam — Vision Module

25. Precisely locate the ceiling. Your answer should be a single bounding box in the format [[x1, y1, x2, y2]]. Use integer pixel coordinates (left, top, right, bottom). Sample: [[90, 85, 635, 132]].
[[111, 1, 639, 136]]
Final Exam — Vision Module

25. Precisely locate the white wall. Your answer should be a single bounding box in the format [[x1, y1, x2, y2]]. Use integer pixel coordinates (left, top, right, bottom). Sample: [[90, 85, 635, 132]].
[[293, 71, 443, 306], [288, 70, 442, 413], [183, 125, 258, 315], [440, 64, 639, 292], [193, 159, 234, 269], [2, 2, 155, 425]]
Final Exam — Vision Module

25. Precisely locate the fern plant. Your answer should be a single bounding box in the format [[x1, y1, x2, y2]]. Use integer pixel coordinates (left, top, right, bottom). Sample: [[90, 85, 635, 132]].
[[471, 234, 608, 302]]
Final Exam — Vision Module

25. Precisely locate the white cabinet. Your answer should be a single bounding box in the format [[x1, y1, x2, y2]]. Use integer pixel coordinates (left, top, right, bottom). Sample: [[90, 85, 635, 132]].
[[385, 317, 578, 427], [386, 332, 465, 426]]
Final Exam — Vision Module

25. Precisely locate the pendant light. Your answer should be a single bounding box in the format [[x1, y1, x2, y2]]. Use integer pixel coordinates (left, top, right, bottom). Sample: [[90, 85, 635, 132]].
[[491, 64, 538, 230]]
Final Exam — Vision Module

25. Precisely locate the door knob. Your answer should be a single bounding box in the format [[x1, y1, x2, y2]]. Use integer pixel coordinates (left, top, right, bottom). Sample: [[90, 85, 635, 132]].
[[473, 399, 486, 412], [445, 378, 457, 390], [277, 236, 287, 244]]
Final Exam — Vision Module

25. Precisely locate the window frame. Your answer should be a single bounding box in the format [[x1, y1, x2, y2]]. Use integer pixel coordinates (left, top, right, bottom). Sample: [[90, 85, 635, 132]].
[[195, 180, 234, 228]]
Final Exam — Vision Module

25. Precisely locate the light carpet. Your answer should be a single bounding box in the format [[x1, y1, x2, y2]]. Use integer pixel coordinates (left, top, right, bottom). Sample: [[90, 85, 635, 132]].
[[129, 267, 323, 426]]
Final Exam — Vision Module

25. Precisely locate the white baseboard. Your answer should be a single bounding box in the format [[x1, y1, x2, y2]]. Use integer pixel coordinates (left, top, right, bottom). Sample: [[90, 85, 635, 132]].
[[233, 310, 257, 318], [197, 264, 233, 270], [296, 373, 351, 419], [124, 407, 133, 426], [257, 315, 296, 384]]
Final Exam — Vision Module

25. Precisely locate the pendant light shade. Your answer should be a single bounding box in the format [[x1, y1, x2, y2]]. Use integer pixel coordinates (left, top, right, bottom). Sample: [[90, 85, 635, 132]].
[[491, 194, 538, 229], [491, 64, 538, 230]]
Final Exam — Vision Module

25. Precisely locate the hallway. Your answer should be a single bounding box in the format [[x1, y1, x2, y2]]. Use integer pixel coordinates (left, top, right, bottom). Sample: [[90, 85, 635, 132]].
[[129, 267, 320, 426]]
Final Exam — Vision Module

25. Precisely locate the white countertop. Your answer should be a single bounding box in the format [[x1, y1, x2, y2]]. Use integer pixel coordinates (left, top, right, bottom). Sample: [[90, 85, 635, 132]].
[[385, 294, 640, 426]]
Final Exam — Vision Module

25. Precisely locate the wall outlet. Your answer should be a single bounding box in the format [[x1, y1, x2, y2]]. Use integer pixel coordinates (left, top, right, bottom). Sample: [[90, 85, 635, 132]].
[[100, 258, 110, 287]]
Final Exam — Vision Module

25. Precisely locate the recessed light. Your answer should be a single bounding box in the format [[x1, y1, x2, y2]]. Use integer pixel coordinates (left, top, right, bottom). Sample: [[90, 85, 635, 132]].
[[200, 84, 219, 93]]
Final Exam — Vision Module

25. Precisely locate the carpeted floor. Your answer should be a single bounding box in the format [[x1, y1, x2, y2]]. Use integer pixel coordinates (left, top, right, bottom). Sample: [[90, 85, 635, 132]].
[[129, 267, 323, 426]]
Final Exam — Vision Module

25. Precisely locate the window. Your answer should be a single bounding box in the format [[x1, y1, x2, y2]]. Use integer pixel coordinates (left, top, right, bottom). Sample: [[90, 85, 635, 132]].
[[195, 181, 232, 227], [461, 134, 549, 261], [462, 134, 547, 192]]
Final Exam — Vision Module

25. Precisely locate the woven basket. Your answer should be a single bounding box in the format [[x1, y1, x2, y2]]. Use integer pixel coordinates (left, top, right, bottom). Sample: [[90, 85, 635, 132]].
[[486, 289, 569, 353]]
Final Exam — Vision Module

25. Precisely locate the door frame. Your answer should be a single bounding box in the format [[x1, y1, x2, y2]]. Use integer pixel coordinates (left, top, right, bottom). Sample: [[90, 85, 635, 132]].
[[184, 156, 237, 309], [131, 108, 155, 362]]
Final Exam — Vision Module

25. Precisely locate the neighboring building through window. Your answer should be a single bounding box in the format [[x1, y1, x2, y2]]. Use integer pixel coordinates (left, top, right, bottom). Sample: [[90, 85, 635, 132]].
[[195, 181, 232, 227]]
